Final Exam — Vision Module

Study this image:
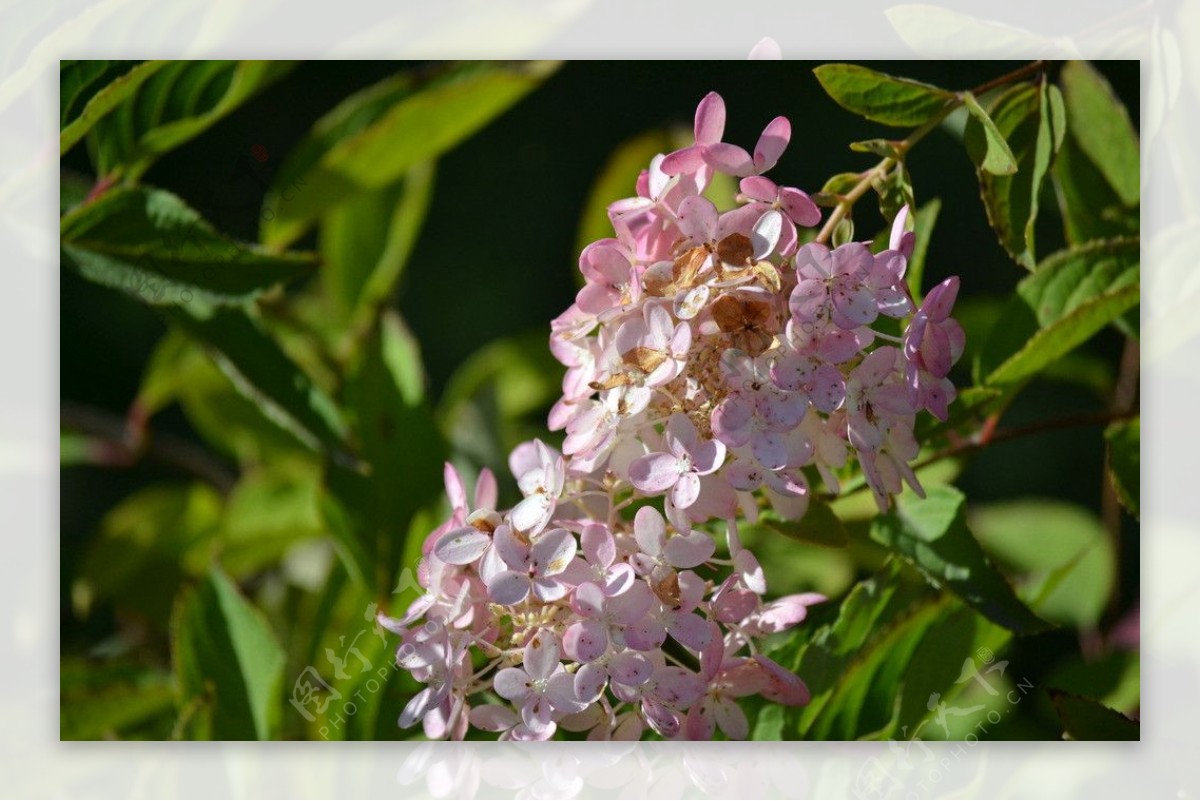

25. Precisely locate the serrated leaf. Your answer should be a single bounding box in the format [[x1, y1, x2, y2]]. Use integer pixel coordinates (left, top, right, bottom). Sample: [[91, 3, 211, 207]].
[[1051, 129, 1140, 246], [870, 486, 1050, 634], [263, 61, 558, 247], [172, 568, 287, 740], [1049, 690, 1139, 740], [965, 82, 1065, 269], [85, 60, 295, 180], [962, 92, 1018, 175], [814, 64, 954, 127], [61, 61, 167, 154], [61, 186, 317, 306], [978, 238, 1139, 386], [763, 501, 849, 548], [1105, 416, 1140, 518], [1058, 61, 1140, 207], [163, 302, 350, 459]]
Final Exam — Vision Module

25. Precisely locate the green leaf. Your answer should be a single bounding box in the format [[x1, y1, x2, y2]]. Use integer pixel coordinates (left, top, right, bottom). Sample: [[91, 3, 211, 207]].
[[813, 64, 955, 127], [220, 460, 326, 577], [262, 61, 559, 247], [906, 197, 942, 302], [60, 659, 177, 740], [978, 238, 1139, 386], [61, 61, 167, 154], [172, 568, 287, 740], [1058, 61, 1140, 207], [325, 311, 447, 592], [871, 161, 915, 225], [1049, 690, 1139, 740], [870, 486, 1050, 634], [1105, 416, 1140, 518], [320, 162, 435, 319], [163, 302, 350, 459], [965, 82, 1065, 268], [962, 92, 1018, 175], [850, 138, 902, 158], [970, 499, 1114, 628], [61, 186, 317, 307], [786, 560, 933, 737], [72, 483, 222, 630], [575, 129, 674, 263], [85, 60, 295, 180], [1051, 128, 1140, 245], [763, 501, 849, 548]]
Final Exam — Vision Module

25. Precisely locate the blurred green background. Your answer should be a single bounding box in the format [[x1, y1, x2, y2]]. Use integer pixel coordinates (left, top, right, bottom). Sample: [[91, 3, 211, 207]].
[[60, 60, 1139, 740]]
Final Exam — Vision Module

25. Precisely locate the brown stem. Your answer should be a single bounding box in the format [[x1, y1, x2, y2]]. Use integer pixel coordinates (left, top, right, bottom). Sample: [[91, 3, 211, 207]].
[[910, 407, 1140, 473], [814, 60, 1048, 246], [61, 400, 237, 493]]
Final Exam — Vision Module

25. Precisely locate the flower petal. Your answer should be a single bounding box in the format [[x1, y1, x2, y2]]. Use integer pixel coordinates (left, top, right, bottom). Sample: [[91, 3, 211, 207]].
[[493, 667, 533, 703], [433, 527, 491, 566], [629, 451, 685, 493], [523, 630, 560, 680], [753, 116, 790, 173], [609, 650, 653, 686], [487, 570, 531, 605], [664, 531, 715, 569], [563, 619, 608, 664]]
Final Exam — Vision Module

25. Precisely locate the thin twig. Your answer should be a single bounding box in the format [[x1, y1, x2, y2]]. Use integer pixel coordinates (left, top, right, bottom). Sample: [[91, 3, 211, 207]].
[[61, 401, 237, 493], [814, 60, 1049, 245]]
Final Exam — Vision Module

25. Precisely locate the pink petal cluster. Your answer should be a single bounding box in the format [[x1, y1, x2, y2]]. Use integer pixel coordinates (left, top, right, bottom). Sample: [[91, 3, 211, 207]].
[[384, 91, 964, 741], [554, 92, 963, 517], [383, 457, 823, 741]]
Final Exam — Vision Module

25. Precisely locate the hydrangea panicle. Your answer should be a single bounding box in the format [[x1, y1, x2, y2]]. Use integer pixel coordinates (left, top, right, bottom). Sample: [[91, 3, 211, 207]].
[[384, 90, 964, 741]]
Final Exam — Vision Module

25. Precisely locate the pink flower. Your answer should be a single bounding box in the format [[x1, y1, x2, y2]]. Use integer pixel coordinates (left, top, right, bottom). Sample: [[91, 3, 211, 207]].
[[660, 91, 728, 176], [486, 526, 577, 604], [903, 276, 965, 420], [738, 176, 821, 256], [844, 346, 915, 454], [492, 632, 583, 738], [711, 350, 806, 470], [509, 440, 565, 533], [628, 413, 726, 509]]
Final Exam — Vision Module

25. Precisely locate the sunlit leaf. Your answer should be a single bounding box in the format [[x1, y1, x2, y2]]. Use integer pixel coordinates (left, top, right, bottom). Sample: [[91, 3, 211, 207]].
[[813, 64, 954, 127], [977, 238, 1139, 386], [61, 61, 167, 154], [1058, 61, 1139, 207], [164, 302, 351, 460], [965, 81, 1065, 269], [61, 186, 317, 306], [172, 568, 287, 740], [962, 92, 1018, 175], [1105, 416, 1140, 518], [85, 61, 295, 180], [262, 61, 558, 247], [870, 486, 1050, 634], [970, 499, 1114, 628]]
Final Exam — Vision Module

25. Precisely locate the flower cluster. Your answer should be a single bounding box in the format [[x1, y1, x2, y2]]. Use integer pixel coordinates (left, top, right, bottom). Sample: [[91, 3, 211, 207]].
[[383, 91, 963, 740]]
